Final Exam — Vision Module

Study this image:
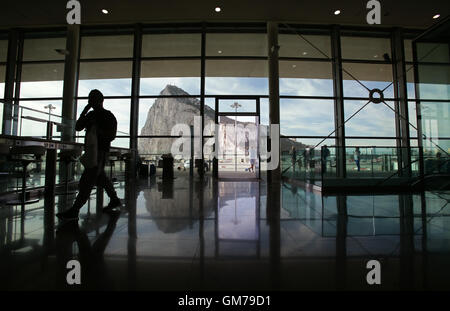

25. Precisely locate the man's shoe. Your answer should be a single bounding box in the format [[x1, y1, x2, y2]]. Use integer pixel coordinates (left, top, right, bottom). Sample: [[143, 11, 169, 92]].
[[56, 207, 79, 221], [103, 198, 122, 212]]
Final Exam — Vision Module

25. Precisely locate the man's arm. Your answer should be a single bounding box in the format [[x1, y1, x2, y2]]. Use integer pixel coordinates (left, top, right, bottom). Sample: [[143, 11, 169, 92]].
[[75, 104, 92, 131]]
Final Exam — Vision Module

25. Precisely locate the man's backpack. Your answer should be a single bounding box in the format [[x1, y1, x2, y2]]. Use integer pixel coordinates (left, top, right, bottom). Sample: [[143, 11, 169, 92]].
[[96, 109, 117, 145]]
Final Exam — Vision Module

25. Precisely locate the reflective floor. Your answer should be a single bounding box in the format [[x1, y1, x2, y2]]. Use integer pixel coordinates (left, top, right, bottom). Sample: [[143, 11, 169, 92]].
[[1, 173, 450, 291]]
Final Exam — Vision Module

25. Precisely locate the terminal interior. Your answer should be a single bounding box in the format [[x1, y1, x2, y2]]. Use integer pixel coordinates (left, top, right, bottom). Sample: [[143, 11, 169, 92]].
[[0, 2, 449, 290]]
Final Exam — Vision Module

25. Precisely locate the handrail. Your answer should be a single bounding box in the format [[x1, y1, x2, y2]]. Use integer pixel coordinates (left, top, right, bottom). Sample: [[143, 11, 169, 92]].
[[0, 101, 64, 119], [21, 115, 64, 127]]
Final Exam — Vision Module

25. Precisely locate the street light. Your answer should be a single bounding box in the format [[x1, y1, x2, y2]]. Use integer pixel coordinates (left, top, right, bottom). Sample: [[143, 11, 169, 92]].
[[44, 104, 56, 122], [230, 102, 241, 172]]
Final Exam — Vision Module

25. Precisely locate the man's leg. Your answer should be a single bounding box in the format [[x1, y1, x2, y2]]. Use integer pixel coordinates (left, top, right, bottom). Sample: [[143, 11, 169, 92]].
[[97, 169, 118, 200], [57, 167, 98, 220], [97, 167, 121, 211]]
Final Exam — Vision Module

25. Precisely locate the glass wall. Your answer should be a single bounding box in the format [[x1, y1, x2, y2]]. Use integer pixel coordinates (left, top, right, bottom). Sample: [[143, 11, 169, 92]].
[[0, 38, 6, 98], [77, 30, 134, 147], [0, 23, 435, 179], [206, 31, 268, 96], [415, 39, 450, 159], [138, 27, 202, 173], [278, 27, 334, 167], [18, 32, 66, 139], [0, 37, 7, 133], [340, 33, 397, 150]]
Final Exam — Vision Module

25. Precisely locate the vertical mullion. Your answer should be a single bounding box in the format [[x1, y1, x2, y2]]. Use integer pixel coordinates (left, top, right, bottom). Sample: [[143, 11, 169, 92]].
[[412, 40, 424, 179], [331, 25, 346, 178], [2, 29, 19, 135], [200, 22, 206, 163], [392, 28, 411, 176], [12, 30, 23, 136], [130, 24, 142, 152]]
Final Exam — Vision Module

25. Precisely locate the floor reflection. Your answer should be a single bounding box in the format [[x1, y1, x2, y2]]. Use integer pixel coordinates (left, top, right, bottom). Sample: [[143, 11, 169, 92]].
[[217, 182, 260, 257], [0, 173, 449, 290]]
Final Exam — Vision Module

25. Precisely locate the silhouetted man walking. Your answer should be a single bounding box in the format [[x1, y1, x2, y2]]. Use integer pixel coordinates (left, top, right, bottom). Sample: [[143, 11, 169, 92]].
[[57, 89, 121, 220]]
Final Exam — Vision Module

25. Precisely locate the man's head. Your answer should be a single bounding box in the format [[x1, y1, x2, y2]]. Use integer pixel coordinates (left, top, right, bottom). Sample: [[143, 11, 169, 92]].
[[88, 89, 104, 110]]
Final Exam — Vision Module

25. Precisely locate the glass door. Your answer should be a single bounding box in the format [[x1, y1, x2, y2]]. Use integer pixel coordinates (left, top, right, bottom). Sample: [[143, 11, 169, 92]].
[[215, 98, 260, 179]]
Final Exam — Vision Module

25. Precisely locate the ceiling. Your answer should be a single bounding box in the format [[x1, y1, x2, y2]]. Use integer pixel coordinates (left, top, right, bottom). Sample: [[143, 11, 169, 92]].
[[1, 0, 449, 29]]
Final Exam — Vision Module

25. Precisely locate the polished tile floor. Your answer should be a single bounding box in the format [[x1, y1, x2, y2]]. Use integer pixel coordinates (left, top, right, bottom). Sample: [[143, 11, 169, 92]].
[[1, 173, 450, 291]]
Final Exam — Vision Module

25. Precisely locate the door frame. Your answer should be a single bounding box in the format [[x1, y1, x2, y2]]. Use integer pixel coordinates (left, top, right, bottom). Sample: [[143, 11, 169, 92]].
[[214, 96, 261, 179]]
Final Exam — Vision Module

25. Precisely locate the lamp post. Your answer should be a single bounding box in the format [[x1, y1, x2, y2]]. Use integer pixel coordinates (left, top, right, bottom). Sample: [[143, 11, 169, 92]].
[[230, 102, 241, 172], [44, 104, 56, 122]]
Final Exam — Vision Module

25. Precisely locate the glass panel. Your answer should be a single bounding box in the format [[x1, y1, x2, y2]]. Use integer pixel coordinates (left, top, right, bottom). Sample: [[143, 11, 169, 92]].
[[17, 100, 64, 139], [280, 137, 335, 181], [20, 63, 64, 98], [217, 115, 259, 177], [344, 146, 400, 177], [404, 39, 413, 62], [342, 63, 394, 98], [279, 34, 331, 59], [142, 33, 201, 57], [138, 138, 192, 171], [406, 66, 416, 100], [421, 101, 450, 153], [110, 137, 130, 149], [341, 36, 391, 61], [279, 60, 333, 96], [408, 101, 418, 138], [260, 98, 269, 126], [16, 101, 63, 138], [206, 33, 267, 57], [138, 96, 200, 136], [345, 139, 397, 147], [140, 60, 200, 95], [416, 64, 450, 100], [218, 99, 256, 113], [0, 40, 8, 62], [76, 99, 130, 137], [0, 65, 5, 97], [204, 97, 216, 128], [280, 99, 334, 136], [78, 61, 132, 96], [80, 35, 133, 59], [19, 100, 63, 117], [417, 43, 450, 63], [344, 100, 396, 137], [206, 59, 268, 95], [23, 37, 67, 61]]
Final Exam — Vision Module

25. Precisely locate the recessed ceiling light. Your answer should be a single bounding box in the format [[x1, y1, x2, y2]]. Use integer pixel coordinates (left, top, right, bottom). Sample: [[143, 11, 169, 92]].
[[292, 65, 297, 68], [302, 52, 308, 56], [215, 7, 221, 12], [374, 55, 378, 58], [102, 9, 109, 14], [433, 14, 440, 19], [218, 50, 222, 54], [334, 10, 341, 15]]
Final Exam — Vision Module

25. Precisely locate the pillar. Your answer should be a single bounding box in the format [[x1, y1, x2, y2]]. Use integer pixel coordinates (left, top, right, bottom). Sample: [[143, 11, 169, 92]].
[[61, 25, 80, 142]]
